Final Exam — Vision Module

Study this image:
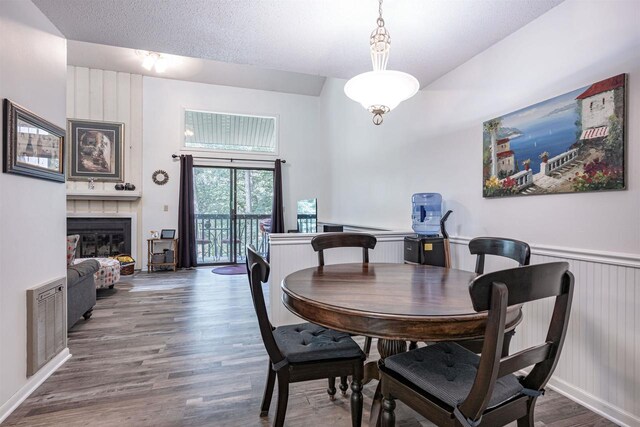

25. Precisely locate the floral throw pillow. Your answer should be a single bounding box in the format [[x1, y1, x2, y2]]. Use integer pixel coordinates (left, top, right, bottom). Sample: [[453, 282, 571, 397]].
[[66, 234, 80, 266]]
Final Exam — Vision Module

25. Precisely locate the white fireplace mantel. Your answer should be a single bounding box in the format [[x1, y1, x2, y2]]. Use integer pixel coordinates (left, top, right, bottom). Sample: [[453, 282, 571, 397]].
[[66, 190, 142, 201]]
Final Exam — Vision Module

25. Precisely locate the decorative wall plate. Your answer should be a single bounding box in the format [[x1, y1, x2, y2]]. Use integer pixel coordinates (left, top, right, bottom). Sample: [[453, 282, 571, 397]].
[[152, 169, 169, 185]]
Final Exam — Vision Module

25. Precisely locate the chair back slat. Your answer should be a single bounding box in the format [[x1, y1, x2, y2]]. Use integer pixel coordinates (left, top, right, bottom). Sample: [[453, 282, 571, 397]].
[[245, 245, 285, 366], [469, 237, 531, 274], [459, 283, 508, 420], [311, 232, 377, 266], [497, 342, 553, 378], [459, 262, 574, 423], [469, 262, 569, 312], [521, 276, 574, 391]]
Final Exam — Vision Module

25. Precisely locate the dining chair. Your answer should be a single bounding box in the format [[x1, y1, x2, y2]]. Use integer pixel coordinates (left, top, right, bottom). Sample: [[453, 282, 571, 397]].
[[469, 237, 531, 275], [378, 262, 574, 427], [311, 232, 377, 357], [246, 245, 365, 427], [457, 237, 532, 356]]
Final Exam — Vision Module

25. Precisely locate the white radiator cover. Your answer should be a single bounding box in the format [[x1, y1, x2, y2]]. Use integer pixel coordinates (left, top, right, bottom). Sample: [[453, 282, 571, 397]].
[[26, 277, 67, 377]]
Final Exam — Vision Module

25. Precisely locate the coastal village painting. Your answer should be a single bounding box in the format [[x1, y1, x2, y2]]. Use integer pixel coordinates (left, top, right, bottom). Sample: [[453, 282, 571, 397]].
[[483, 74, 626, 198]]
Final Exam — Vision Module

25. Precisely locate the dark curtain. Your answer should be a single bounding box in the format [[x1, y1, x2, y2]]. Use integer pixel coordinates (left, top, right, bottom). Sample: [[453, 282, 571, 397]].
[[270, 159, 285, 233], [178, 155, 197, 268]]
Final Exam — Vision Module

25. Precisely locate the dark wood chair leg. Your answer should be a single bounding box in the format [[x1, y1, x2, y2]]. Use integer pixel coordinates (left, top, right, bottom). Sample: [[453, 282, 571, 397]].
[[517, 397, 537, 427], [260, 363, 276, 416], [274, 372, 289, 427], [350, 376, 363, 427], [381, 396, 396, 427], [340, 376, 349, 396], [364, 337, 373, 356], [327, 377, 337, 401]]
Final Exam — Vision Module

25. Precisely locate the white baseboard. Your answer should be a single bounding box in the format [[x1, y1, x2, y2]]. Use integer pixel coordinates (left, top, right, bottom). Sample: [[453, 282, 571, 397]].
[[545, 376, 639, 427], [0, 348, 71, 424]]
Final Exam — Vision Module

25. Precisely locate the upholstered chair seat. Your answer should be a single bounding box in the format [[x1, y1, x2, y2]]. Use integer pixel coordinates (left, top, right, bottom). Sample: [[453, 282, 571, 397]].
[[273, 323, 365, 364], [383, 342, 523, 409]]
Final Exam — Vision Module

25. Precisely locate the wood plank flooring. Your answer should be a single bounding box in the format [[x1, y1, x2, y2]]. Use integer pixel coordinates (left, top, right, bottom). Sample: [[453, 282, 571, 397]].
[[3, 268, 617, 426]]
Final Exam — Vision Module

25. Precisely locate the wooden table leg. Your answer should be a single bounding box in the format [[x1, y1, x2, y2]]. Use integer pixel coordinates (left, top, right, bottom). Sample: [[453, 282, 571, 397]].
[[368, 339, 407, 427]]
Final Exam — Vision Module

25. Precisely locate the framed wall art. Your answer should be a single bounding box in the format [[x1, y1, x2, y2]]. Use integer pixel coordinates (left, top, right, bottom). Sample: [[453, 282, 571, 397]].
[[483, 73, 626, 198], [68, 119, 124, 182], [3, 99, 65, 182]]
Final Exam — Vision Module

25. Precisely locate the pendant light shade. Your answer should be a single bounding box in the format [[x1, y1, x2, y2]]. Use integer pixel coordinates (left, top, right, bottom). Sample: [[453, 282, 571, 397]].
[[344, 70, 419, 112], [344, 0, 419, 125]]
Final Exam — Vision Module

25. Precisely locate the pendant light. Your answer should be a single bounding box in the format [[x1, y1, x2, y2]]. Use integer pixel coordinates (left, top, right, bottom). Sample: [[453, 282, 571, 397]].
[[344, 0, 419, 125]]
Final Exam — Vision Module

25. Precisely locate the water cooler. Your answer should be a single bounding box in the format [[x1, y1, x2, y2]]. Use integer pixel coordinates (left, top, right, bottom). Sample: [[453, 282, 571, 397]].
[[404, 193, 453, 267]]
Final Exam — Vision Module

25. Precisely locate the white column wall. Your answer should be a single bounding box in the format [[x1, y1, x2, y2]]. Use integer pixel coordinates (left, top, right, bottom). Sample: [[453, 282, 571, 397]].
[[0, 0, 69, 421]]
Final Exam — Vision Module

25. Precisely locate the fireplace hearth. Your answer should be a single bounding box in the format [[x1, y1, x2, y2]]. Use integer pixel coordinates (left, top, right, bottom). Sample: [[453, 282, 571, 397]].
[[67, 217, 132, 258]]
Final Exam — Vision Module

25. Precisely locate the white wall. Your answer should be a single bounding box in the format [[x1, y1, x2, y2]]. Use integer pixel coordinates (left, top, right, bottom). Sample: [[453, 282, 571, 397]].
[[0, 0, 68, 418], [318, 0, 640, 424], [320, 0, 640, 256], [141, 77, 326, 266]]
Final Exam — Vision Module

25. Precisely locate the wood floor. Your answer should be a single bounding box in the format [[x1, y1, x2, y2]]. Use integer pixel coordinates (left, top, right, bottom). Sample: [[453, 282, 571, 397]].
[[4, 268, 616, 427]]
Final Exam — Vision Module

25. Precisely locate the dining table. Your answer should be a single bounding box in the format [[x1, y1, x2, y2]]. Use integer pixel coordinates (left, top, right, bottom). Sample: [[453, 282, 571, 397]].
[[281, 262, 523, 427]]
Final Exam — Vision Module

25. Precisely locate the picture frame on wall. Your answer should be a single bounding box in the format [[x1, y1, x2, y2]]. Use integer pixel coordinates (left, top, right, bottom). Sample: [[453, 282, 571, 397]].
[[3, 99, 65, 183], [67, 119, 124, 182], [482, 73, 626, 198]]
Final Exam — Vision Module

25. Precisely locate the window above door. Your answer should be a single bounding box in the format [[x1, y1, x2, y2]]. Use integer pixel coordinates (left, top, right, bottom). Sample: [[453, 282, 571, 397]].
[[183, 109, 278, 154]]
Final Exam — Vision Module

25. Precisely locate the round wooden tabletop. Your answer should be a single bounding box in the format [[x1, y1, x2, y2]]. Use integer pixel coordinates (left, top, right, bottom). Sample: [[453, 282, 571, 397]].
[[282, 263, 522, 342]]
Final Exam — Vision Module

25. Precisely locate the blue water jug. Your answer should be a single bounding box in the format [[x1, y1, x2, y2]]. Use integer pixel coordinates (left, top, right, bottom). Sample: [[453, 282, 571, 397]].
[[411, 193, 442, 236]]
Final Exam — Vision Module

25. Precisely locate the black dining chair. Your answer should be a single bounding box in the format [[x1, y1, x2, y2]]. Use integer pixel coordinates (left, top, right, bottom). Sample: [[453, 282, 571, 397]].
[[311, 232, 377, 356], [246, 245, 365, 427], [469, 237, 531, 275], [456, 237, 532, 356], [379, 262, 574, 427]]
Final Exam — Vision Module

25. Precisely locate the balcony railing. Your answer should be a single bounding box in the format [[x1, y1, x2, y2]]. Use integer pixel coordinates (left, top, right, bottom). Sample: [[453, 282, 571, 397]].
[[195, 213, 271, 264], [297, 214, 317, 233]]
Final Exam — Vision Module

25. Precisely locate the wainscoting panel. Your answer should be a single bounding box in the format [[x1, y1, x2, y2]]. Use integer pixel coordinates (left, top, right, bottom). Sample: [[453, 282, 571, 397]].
[[449, 237, 639, 426], [66, 66, 143, 266]]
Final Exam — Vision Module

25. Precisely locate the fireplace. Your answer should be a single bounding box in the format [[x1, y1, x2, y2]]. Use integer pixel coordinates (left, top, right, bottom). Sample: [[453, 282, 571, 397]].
[[67, 217, 132, 258]]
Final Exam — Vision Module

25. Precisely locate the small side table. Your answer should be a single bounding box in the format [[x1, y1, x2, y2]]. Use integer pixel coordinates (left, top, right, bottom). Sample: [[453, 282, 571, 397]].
[[147, 238, 178, 272]]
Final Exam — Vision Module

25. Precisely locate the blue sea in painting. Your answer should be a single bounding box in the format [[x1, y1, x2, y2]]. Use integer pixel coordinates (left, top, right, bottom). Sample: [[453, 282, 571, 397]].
[[510, 114, 578, 174], [500, 87, 584, 174]]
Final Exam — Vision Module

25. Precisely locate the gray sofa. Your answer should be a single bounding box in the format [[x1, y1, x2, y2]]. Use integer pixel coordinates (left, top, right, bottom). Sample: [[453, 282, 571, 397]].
[[67, 259, 100, 330]]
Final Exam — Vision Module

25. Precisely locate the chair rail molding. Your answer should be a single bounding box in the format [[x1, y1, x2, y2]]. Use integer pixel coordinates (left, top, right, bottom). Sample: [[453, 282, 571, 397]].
[[449, 236, 640, 269]]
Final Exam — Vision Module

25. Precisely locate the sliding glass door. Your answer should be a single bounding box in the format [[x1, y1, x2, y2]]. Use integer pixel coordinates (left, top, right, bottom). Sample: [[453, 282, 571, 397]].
[[193, 166, 273, 265]]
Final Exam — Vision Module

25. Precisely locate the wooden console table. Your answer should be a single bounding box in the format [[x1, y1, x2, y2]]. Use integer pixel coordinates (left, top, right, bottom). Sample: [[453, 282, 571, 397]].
[[146, 238, 178, 272]]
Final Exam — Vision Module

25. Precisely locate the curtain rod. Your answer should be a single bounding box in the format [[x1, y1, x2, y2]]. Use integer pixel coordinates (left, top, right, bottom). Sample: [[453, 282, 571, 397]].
[[171, 154, 286, 164]]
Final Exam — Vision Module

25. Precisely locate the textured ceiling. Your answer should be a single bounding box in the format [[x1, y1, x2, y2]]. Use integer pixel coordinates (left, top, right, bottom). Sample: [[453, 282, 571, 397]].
[[34, 0, 564, 89]]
